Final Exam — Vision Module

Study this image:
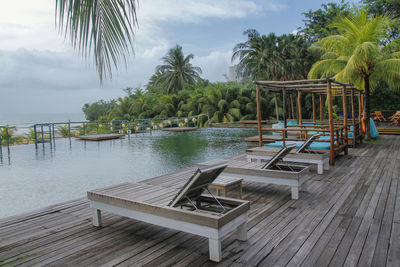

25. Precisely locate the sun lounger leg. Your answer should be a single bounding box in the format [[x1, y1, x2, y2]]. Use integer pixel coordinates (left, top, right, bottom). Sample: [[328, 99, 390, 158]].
[[291, 186, 299, 200], [317, 163, 323, 174], [323, 158, 330, 170], [237, 222, 247, 241], [92, 208, 102, 227], [209, 238, 222, 262]]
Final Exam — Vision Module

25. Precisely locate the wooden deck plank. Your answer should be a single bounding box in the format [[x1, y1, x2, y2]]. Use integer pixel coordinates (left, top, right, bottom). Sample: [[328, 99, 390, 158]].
[[0, 135, 399, 266]]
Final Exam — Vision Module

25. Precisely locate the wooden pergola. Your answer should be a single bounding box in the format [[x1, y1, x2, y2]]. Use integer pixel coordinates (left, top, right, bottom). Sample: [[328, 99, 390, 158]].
[[254, 78, 364, 165]]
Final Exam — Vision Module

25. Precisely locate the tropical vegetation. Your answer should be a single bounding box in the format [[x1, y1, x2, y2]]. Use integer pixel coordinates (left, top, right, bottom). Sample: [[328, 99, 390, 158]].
[[308, 9, 400, 138], [81, 1, 400, 132], [55, 0, 138, 81]]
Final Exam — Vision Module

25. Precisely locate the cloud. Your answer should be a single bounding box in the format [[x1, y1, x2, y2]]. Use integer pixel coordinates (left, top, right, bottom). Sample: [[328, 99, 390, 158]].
[[193, 50, 233, 82]]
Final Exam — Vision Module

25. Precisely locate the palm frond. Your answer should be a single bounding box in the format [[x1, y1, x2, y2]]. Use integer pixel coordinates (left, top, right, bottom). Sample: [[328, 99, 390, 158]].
[[56, 0, 138, 82]]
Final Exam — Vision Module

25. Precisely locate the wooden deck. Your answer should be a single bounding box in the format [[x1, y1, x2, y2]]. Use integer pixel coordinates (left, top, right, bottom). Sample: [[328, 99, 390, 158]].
[[1, 135, 399, 266], [161, 127, 198, 132], [75, 134, 125, 141]]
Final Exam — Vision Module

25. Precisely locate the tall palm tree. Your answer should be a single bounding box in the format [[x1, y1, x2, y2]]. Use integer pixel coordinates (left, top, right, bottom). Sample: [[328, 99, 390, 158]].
[[308, 9, 400, 139], [232, 30, 282, 80], [155, 45, 202, 94], [232, 30, 317, 81], [55, 0, 138, 81]]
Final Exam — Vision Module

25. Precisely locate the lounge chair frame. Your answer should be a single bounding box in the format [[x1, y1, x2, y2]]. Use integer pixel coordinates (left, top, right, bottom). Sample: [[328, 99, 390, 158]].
[[246, 134, 329, 174], [87, 164, 250, 262]]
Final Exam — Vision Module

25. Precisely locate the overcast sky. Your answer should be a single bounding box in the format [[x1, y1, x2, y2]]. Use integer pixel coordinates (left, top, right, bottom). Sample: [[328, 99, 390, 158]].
[[0, 0, 353, 116]]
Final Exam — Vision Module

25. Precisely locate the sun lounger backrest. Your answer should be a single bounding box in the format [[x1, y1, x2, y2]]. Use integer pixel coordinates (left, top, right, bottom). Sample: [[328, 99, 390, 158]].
[[168, 162, 228, 207], [296, 134, 321, 153], [261, 144, 296, 170]]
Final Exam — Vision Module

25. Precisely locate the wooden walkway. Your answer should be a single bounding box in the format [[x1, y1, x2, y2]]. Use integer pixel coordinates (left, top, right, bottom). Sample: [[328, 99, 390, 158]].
[[75, 134, 125, 141], [0, 135, 399, 266]]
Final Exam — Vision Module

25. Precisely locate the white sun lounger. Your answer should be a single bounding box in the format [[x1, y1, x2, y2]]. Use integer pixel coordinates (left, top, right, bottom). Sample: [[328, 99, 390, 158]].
[[200, 145, 310, 200], [87, 163, 250, 262], [246, 134, 329, 174]]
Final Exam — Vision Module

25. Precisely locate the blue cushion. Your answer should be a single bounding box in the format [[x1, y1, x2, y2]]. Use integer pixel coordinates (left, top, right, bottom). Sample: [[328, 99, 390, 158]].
[[265, 141, 304, 148], [265, 140, 334, 150], [308, 142, 331, 150]]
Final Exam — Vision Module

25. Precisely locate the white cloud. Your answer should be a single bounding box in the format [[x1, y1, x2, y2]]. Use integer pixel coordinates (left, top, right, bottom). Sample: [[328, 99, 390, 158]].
[[193, 50, 233, 82], [138, 0, 260, 23]]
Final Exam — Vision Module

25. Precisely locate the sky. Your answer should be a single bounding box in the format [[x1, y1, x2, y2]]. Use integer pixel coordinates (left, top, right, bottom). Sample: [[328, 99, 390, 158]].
[[0, 0, 356, 116]]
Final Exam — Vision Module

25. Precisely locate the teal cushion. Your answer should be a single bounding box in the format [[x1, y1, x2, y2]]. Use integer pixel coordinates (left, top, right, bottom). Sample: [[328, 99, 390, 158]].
[[264, 141, 304, 148], [308, 142, 331, 150], [265, 140, 334, 150]]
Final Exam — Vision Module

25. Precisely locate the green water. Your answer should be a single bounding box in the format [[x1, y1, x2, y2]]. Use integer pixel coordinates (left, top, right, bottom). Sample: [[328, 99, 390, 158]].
[[0, 127, 257, 219]]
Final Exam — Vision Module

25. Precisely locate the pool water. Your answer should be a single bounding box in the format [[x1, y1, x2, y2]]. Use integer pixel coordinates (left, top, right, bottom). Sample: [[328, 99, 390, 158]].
[[0, 128, 257, 219]]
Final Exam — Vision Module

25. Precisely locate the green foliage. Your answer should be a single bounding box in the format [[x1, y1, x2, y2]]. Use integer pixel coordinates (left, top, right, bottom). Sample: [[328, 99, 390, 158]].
[[362, 0, 400, 36], [57, 125, 70, 137], [232, 30, 318, 80], [370, 84, 400, 110], [300, 1, 352, 42], [82, 80, 278, 125], [55, 0, 138, 81], [82, 100, 116, 121], [308, 8, 400, 139], [153, 45, 202, 94]]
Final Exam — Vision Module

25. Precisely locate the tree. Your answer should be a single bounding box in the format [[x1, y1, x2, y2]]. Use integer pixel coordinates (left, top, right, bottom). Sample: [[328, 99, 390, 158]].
[[82, 100, 116, 121], [232, 30, 317, 81], [300, 1, 351, 42], [56, 0, 138, 81], [154, 45, 202, 94], [361, 0, 400, 43], [308, 9, 400, 139]]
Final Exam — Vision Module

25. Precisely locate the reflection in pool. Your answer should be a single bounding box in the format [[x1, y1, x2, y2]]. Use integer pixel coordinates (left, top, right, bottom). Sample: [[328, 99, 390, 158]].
[[0, 128, 257, 219]]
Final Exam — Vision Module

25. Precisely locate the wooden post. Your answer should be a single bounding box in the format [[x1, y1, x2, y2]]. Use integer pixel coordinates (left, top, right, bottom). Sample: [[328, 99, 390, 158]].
[[290, 94, 295, 121], [319, 94, 324, 121], [283, 88, 287, 137], [358, 92, 362, 122], [327, 80, 335, 165], [274, 93, 279, 121], [288, 93, 292, 120], [256, 84, 263, 147], [342, 86, 348, 155], [358, 92, 363, 137], [297, 91, 303, 126], [351, 88, 356, 147], [312, 93, 316, 123]]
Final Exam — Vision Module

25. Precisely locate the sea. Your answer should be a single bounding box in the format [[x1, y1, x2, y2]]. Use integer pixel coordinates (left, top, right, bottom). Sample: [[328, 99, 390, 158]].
[[0, 113, 86, 135]]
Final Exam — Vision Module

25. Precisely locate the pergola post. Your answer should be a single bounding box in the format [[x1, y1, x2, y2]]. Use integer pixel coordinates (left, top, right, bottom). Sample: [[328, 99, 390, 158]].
[[319, 94, 324, 121], [342, 86, 348, 155], [297, 91, 303, 127], [327, 79, 335, 165], [312, 93, 316, 124], [283, 88, 287, 137], [256, 84, 263, 147], [358, 91, 363, 136], [274, 93, 279, 121], [290, 94, 295, 121], [351, 88, 356, 147]]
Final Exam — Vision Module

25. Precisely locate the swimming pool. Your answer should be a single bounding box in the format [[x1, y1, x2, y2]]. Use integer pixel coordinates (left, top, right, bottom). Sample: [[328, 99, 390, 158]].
[[0, 128, 257, 219]]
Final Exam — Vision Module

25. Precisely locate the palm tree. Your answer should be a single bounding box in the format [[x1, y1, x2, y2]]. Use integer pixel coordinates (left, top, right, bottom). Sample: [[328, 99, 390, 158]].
[[308, 9, 400, 139], [232, 30, 282, 80], [55, 0, 138, 81], [233, 30, 317, 81], [155, 45, 202, 94]]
